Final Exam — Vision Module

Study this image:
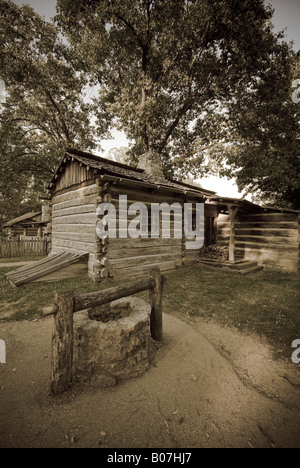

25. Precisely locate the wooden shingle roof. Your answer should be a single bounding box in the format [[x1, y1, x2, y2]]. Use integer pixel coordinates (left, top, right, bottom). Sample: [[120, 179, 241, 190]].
[[48, 148, 216, 198], [3, 212, 42, 228]]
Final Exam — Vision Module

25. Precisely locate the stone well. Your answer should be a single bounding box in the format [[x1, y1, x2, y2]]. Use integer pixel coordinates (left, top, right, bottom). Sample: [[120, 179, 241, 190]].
[[73, 297, 156, 388]]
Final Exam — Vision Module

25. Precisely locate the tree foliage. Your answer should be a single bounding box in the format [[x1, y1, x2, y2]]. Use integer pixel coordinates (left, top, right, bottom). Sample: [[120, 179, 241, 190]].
[[56, 0, 299, 208], [191, 54, 300, 208], [0, 0, 108, 225]]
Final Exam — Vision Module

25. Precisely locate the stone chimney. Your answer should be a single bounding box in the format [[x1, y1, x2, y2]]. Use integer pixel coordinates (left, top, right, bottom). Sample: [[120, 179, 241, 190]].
[[137, 151, 165, 180], [42, 204, 51, 223]]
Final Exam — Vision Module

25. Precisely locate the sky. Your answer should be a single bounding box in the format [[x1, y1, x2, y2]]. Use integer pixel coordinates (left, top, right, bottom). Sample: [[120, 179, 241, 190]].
[[11, 0, 300, 198]]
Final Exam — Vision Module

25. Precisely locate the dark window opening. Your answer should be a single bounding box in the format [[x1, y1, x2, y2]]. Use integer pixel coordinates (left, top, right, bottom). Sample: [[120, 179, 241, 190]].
[[205, 216, 216, 246]]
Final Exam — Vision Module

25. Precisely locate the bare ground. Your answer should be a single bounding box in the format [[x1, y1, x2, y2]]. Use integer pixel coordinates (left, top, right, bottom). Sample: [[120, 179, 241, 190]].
[[0, 313, 299, 448]]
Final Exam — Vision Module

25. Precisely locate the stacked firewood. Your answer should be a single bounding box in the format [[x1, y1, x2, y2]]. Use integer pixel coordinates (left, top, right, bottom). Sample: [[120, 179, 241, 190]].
[[199, 245, 229, 261]]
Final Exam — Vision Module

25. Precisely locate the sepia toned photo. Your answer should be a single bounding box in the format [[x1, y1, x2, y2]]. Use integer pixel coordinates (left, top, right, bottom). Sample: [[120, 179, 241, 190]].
[[0, 0, 299, 452]]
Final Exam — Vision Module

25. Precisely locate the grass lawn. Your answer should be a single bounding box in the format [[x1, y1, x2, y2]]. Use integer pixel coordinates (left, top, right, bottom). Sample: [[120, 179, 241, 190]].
[[0, 265, 299, 360], [162, 267, 300, 360]]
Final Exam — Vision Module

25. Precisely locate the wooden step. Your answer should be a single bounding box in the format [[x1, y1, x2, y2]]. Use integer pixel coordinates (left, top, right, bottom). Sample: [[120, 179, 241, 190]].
[[198, 259, 264, 275]]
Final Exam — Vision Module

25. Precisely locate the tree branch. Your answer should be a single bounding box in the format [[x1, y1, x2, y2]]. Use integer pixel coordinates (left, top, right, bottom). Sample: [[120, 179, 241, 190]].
[[115, 14, 145, 50], [158, 99, 192, 153], [42, 88, 71, 142]]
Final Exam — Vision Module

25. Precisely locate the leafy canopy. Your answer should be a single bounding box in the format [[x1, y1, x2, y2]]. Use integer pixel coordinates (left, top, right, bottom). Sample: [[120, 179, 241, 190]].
[[56, 0, 299, 208], [0, 0, 108, 224]]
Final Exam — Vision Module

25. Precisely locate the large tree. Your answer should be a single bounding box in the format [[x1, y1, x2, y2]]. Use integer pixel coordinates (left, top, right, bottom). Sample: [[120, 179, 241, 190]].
[[56, 0, 296, 183], [189, 54, 300, 209], [0, 0, 108, 225]]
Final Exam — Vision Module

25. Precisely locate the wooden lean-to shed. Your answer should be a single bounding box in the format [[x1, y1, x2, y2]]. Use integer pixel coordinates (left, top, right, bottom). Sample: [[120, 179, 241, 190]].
[[3, 212, 44, 238], [211, 196, 300, 275]]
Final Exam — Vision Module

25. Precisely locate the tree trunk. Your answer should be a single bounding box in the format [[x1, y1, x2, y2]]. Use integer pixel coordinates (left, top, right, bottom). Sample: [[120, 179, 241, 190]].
[[50, 291, 74, 395]]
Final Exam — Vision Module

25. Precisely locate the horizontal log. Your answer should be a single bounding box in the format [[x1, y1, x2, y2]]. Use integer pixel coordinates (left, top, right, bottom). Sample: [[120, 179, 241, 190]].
[[219, 228, 298, 238], [108, 253, 182, 269], [53, 232, 97, 243], [235, 235, 298, 246], [108, 237, 182, 249], [236, 222, 299, 229], [237, 229, 298, 238], [110, 186, 185, 205], [43, 277, 155, 317], [107, 244, 182, 260], [240, 213, 297, 222], [217, 234, 298, 245], [51, 238, 97, 253], [217, 239, 298, 251], [52, 224, 96, 234], [52, 204, 96, 218], [75, 277, 155, 311], [52, 194, 98, 211], [52, 183, 98, 204], [52, 213, 96, 225]]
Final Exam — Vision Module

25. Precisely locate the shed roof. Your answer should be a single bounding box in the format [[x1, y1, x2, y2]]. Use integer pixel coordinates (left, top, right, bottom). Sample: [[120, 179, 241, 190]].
[[48, 148, 216, 198], [3, 212, 42, 228], [207, 196, 300, 214]]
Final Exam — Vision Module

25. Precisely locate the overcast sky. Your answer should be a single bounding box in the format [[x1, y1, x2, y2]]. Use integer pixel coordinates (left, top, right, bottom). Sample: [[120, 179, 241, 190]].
[[11, 0, 300, 50], [10, 0, 300, 197]]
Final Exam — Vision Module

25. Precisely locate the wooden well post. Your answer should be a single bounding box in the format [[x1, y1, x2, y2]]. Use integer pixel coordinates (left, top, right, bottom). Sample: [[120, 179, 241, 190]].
[[149, 268, 164, 341], [50, 291, 75, 395]]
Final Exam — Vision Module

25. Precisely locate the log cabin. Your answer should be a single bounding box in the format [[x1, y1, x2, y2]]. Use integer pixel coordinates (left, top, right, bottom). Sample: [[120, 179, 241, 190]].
[[6, 148, 300, 286], [47, 148, 216, 282]]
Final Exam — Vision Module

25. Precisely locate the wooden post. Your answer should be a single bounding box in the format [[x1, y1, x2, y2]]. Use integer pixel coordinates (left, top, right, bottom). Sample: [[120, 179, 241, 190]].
[[50, 291, 75, 395], [149, 268, 163, 341], [228, 205, 239, 264]]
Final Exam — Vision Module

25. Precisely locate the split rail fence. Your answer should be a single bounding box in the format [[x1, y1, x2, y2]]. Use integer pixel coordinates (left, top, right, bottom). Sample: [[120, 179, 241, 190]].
[[43, 268, 165, 395], [0, 237, 51, 258]]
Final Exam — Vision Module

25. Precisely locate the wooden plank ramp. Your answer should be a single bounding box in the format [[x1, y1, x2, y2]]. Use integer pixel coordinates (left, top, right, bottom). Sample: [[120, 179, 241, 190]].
[[5, 252, 89, 287]]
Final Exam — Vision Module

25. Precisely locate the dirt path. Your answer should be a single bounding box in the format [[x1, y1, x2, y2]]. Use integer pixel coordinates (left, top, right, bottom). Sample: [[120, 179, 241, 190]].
[[0, 313, 299, 448]]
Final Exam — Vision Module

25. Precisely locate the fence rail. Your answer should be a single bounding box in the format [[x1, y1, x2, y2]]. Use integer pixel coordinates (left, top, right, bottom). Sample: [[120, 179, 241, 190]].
[[0, 237, 51, 258], [43, 268, 165, 395]]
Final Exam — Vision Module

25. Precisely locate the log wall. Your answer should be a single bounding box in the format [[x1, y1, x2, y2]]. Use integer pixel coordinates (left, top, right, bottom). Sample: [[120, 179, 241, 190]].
[[50, 159, 214, 281], [104, 185, 186, 280], [217, 212, 300, 274], [51, 173, 100, 281]]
